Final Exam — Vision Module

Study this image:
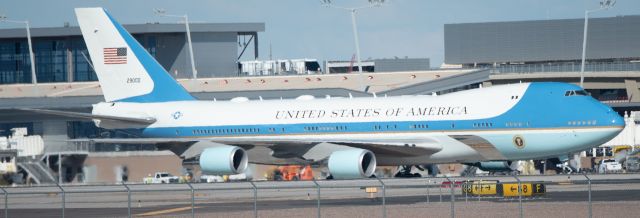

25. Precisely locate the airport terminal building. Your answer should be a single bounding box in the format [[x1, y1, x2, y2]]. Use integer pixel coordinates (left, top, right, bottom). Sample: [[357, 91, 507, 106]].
[[0, 22, 263, 85], [445, 15, 640, 68], [445, 15, 640, 109]]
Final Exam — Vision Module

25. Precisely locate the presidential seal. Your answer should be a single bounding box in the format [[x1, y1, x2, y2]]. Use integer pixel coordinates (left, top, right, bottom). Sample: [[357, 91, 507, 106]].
[[172, 111, 183, 120], [513, 135, 525, 149]]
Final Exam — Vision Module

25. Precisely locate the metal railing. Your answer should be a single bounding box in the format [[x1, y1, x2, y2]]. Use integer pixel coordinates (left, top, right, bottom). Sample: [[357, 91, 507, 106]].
[[0, 174, 637, 218], [44, 142, 90, 154], [488, 62, 640, 74]]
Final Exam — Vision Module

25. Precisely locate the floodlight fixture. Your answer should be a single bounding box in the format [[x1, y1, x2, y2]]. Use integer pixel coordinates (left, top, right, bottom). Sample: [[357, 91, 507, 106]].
[[579, 0, 616, 87], [153, 9, 198, 78], [0, 16, 36, 84], [320, 0, 385, 92]]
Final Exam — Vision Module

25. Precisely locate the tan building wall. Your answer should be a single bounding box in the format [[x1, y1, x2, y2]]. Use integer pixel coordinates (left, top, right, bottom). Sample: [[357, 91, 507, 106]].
[[83, 151, 183, 184]]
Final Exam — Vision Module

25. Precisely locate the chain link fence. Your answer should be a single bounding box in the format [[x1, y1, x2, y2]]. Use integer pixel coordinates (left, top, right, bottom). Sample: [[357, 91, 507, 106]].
[[0, 173, 639, 217]]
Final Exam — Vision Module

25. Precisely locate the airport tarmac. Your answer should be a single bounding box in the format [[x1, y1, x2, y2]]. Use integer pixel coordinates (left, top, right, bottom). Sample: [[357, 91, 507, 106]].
[[2, 174, 639, 217]]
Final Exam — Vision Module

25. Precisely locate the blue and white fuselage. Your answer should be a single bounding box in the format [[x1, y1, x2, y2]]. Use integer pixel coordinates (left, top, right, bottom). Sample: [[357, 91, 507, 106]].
[[60, 8, 625, 178], [93, 82, 624, 165]]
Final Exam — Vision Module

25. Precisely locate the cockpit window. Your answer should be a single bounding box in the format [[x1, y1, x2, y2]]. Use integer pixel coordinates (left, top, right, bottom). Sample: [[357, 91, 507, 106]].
[[575, 90, 589, 96], [565, 90, 590, 96]]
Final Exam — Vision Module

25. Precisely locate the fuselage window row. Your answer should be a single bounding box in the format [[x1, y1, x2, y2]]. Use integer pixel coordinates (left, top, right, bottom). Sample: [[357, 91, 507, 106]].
[[567, 120, 597, 126], [473, 122, 494, 128], [189, 119, 596, 136], [505, 122, 530, 127], [304, 126, 348, 132], [192, 128, 262, 135], [409, 124, 429, 129]]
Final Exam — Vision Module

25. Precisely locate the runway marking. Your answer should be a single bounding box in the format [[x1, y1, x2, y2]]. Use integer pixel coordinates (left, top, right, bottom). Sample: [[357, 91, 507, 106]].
[[136, 206, 201, 217]]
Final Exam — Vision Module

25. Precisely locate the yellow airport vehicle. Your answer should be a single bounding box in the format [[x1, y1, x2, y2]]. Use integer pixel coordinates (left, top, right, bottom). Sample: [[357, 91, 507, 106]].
[[462, 180, 499, 196], [613, 145, 632, 154]]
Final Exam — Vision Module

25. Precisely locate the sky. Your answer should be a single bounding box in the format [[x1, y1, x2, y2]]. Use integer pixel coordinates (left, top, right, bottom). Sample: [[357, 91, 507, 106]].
[[1, 0, 639, 67]]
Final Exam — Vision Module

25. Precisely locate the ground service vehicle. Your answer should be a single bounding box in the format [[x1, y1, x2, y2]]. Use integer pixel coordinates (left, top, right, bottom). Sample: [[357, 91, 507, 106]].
[[143, 172, 179, 184], [598, 159, 622, 173]]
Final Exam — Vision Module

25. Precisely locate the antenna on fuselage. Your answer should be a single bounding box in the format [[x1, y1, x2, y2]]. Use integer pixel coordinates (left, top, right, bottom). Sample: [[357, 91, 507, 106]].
[[348, 93, 353, 99], [259, 96, 263, 101], [373, 92, 377, 98]]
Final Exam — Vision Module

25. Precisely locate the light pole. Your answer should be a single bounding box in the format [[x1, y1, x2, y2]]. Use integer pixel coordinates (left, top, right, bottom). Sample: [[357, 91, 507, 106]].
[[321, 0, 384, 74], [0, 16, 37, 84], [154, 8, 198, 79], [580, 0, 615, 88], [321, 0, 384, 92]]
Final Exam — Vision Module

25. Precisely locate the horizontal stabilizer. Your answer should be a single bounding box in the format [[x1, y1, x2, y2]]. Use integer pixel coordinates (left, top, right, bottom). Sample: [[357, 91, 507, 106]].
[[18, 108, 156, 125]]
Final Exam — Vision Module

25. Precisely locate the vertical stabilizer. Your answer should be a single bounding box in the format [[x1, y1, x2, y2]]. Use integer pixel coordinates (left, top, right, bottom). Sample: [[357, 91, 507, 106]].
[[75, 8, 195, 103]]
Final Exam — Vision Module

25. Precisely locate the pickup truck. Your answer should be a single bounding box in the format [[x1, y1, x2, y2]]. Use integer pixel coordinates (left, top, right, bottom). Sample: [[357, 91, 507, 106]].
[[598, 159, 622, 173], [143, 172, 179, 184]]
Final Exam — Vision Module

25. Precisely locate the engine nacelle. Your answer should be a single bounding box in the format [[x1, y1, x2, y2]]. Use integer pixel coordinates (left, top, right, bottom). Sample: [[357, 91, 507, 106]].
[[471, 161, 514, 172], [199, 145, 248, 174], [328, 148, 377, 179]]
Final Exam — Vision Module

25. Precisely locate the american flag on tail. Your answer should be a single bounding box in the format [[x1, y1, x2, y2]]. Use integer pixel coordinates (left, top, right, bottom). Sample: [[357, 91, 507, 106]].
[[103, 47, 127, 64]]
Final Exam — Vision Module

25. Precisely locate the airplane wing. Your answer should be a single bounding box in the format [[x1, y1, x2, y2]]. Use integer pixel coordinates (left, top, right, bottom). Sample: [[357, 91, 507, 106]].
[[17, 108, 156, 125], [72, 138, 441, 155], [69, 137, 443, 164]]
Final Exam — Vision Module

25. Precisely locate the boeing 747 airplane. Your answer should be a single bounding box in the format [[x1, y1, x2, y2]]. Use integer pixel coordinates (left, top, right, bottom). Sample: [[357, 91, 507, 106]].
[[25, 8, 625, 179]]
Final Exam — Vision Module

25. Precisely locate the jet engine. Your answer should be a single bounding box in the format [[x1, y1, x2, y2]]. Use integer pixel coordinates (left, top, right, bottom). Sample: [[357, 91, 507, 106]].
[[328, 148, 377, 179], [199, 145, 248, 174]]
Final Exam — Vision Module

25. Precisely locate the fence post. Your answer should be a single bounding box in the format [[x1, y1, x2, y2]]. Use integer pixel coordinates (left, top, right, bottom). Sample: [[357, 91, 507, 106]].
[[375, 177, 386, 218], [55, 183, 65, 218], [444, 176, 454, 218], [464, 179, 468, 203], [249, 181, 257, 218], [311, 179, 321, 218], [426, 180, 430, 203], [583, 173, 592, 218], [1, 186, 7, 218], [439, 182, 442, 202], [478, 179, 482, 202], [185, 182, 195, 218], [512, 175, 523, 218], [122, 183, 131, 218]]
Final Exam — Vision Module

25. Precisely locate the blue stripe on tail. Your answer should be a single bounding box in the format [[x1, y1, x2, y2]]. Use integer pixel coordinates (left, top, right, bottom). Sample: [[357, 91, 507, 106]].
[[104, 9, 195, 103]]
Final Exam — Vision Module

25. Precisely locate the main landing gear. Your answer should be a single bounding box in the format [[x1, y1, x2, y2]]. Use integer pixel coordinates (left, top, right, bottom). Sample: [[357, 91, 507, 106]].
[[394, 165, 422, 178]]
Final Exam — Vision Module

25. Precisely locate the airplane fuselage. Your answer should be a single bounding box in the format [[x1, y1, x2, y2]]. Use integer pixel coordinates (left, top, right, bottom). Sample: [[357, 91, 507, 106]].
[[92, 82, 624, 165]]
